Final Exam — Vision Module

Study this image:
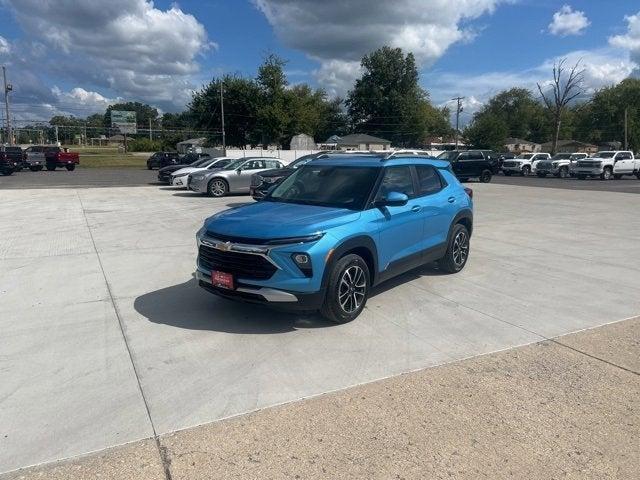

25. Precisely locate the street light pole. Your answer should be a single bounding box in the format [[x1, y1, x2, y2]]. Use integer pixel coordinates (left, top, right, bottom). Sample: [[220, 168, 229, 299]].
[[220, 81, 226, 154], [2, 65, 13, 146], [451, 96, 465, 150]]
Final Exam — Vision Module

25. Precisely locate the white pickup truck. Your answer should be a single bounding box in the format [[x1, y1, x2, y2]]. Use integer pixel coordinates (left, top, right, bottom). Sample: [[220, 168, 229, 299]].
[[501, 152, 551, 176], [571, 151, 639, 180], [535, 152, 588, 178]]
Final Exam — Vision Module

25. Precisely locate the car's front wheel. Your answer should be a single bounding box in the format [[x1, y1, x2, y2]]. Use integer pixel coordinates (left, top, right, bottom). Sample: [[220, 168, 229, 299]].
[[600, 167, 612, 180], [66, 164, 76, 171], [321, 254, 370, 324], [559, 167, 569, 178], [521, 165, 531, 176], [438, 223, 470, 274], [207, 178, 228, 197]]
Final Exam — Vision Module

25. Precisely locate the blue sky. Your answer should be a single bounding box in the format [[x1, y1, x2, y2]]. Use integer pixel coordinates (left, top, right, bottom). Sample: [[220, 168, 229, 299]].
[[0, 0, 638, 123]]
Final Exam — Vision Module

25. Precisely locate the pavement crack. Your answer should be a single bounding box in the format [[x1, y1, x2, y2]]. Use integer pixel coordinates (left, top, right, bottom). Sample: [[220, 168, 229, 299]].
[[76, 190, 173, 480], [546, 338, 640, 377]]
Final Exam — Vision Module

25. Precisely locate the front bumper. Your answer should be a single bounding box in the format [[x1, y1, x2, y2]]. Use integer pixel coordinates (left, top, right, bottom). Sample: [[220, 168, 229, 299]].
[[171, 175, 189, 187], [196, 270, 324, 311], [572, 167, 602, 176], [188, 176, 207, 193], [502, 165, 522, 173]]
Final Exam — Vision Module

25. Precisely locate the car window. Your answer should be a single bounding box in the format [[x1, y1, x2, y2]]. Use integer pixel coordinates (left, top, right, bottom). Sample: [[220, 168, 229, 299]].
[[242, 160, 265, 170], [265, 160, 281, 168], [468, 152, 484, 160], [415, 165, 443, 195], [376, 166, 414, 199], [456, 152, 469, 161]]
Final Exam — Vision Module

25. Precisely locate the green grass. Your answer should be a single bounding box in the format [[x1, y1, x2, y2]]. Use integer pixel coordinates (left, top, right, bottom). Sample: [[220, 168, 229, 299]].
[[64, 146, 149, 168]]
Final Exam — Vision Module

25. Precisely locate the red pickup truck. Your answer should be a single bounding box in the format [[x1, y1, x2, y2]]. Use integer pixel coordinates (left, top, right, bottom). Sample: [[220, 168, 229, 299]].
[[44, 147, 80, 171]]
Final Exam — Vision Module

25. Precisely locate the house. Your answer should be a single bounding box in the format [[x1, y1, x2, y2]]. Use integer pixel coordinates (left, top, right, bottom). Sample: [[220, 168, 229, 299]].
[[504, 138, 541, 154], [598, 141, 622, 151], [290, 133, 316, 150], [107, 134, 126, 146], [177, 137, 207, 154], [318, 135, 342, 150], [540, 140, 598, 154], [335, 133, 392, 151]]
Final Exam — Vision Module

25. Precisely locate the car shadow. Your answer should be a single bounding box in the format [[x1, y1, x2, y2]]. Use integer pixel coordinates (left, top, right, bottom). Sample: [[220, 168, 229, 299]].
[[134, 263, 447, 334], [134, 276, 333, 334]]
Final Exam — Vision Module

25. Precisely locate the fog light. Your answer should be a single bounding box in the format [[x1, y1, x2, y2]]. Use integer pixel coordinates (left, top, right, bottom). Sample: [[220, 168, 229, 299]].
[[292, 253, 312, 277]]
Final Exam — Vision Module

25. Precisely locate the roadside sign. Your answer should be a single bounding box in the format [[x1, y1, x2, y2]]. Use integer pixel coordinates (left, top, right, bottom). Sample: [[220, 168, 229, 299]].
[[111, 110, 137, 134]]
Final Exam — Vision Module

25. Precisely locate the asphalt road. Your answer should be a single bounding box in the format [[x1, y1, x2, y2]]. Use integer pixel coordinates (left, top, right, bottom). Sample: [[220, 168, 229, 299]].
[[2, 167, 639, 193]]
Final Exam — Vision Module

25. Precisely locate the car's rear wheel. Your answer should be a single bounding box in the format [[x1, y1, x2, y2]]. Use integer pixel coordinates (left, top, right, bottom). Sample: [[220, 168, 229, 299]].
[[438, 224, 470, 274], [321, 254, 370, 324], [479, 170, 492, 183], [207, 178, 228, 197], [66, 164, 75, 171]]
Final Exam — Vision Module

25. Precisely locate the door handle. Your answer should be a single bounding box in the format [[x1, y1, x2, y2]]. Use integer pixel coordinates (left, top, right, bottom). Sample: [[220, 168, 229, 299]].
[[448, 197, 455, 203], [411, 205, 422, 212]]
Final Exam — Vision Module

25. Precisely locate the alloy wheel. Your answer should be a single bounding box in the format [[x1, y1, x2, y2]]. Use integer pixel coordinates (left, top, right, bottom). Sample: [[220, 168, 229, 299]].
[[452, 231, 469, 267], [209, 180, 227, 196], [338, 265, 367, 314]]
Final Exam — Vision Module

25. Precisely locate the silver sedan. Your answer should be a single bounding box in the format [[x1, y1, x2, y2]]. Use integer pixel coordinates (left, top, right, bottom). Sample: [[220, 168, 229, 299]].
[[188, 157, 283, 197]]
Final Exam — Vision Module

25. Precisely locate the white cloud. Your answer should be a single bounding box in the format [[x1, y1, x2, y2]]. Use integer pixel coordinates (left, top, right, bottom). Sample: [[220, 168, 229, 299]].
[[548, 5, 590, 37], [255, 0, 505, 96], [1, 0, 213, 116], [609, 11, 640, 75], [0, 35, 10, 55], [427, 48, 636, 125]]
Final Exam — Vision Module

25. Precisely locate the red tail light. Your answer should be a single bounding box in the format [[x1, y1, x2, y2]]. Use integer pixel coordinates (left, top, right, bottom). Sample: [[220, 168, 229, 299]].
[[464, 187, 473, 199]]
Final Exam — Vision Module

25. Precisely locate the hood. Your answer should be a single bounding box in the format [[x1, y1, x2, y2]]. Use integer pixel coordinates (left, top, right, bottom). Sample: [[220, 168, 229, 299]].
[[257, 168, 294, 178], [172, 166, 210, 176], [159, 164, 188, 173], [204, 201, 360, 239]]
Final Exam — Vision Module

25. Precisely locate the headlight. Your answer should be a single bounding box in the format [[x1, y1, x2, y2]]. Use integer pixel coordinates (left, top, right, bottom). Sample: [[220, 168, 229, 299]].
[[266, 233, 324, 245], [174, 172, 189, 178], [192, 174, 204, 180]]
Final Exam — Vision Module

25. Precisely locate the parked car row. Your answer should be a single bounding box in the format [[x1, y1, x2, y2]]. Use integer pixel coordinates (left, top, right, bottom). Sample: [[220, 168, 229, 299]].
[[0, 145, 79, 175], [439, 149, 640, 181]]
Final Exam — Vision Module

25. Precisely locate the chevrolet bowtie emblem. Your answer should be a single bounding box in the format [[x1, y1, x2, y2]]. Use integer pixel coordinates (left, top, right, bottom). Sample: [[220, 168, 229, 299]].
[[216, 241, 232, 252]]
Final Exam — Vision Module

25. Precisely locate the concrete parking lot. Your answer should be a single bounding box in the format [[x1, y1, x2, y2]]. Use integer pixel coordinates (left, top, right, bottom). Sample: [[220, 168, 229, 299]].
[[1, 175, 640, 475]]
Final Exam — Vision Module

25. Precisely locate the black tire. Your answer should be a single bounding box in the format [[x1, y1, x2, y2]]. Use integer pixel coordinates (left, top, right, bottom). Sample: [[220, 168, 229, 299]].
[[559, 167, 569, 179], [320, 254, 370, 324], [613, 174, 622, 180], [636, 172, 640, 180], [537, 172, 546, 178], [503, 171, 511, 176], [147, 165, 153, 170], [207, 178, 228, 197], [66, 164, 76, 171], [577, 174, 586, 180], [438, 223, 470, 274], [600, 167, 612, 181], [479, 170, 492, 183], [1, 169, 13, 176], [521, 165, 531, 176], [46, 164, 56, 171]]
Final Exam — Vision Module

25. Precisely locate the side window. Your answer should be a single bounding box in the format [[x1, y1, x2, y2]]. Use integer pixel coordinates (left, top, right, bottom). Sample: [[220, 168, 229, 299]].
[[457, 152, 469, 161], [243, 160, 265, 170], [376, 166, 415, 199], [415, 166, 443, 195], [469, 152, 484, 160], [266, 160, 280, 168]]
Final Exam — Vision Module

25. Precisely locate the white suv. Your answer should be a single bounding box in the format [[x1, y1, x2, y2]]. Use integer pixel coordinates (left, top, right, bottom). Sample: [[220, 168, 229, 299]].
[[501, 152, 551, 176]]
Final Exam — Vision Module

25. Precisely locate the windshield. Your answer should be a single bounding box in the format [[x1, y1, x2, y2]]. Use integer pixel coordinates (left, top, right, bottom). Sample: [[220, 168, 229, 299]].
[[289, 154, 317, 168], [219, 159, 245, 170], [551, 154, 571, 160], [191, 158, 212, 167], [516, 153, 533, 159], [592, 152, 615, 158], [437, 151, 457, 161], [267, 165, 379, 210]]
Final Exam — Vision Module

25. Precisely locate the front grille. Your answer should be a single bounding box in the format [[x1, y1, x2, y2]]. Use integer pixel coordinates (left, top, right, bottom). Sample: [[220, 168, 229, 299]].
[[502, 161, 517, 167], [577, 160, 598, 167], [537, 162, 552, 169], [198, 244, 277, 280]]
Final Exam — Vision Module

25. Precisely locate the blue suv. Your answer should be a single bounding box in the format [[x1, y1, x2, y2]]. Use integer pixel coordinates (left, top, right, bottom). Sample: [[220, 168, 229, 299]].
[[196, 154, 473, 323]]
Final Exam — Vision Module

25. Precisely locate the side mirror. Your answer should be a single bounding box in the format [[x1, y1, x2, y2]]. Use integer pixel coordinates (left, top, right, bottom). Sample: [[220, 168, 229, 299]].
[[236, 168, 242, 174], [375, 191, 409, 208]]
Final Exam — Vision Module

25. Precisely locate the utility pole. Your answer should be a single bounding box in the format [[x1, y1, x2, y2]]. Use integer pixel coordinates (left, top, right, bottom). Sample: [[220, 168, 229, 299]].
[[451, 96, 465, 149], [149, 118, 152, 141], [624, 107, 628, 151], [2, 65, 13, 146], [220, 81, 226, 154], [54, 125, 59, 145]]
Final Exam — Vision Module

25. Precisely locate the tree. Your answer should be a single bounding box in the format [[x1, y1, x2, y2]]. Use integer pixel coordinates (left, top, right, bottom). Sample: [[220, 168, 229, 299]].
[[346, 46, 450, 146], [464, 115, 509, 150], [256, 54, 289, 146], [537, 59, 585, 154]]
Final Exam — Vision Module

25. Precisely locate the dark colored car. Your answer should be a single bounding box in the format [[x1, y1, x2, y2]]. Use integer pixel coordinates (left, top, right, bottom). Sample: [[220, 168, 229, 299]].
[[146, 151, 181, 170], [0, 147, 17, 176], [157, 153, 211, 183], [2, 146, 25, 171], [436, 150, 499, 183], [249, 152, 329, 200]]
